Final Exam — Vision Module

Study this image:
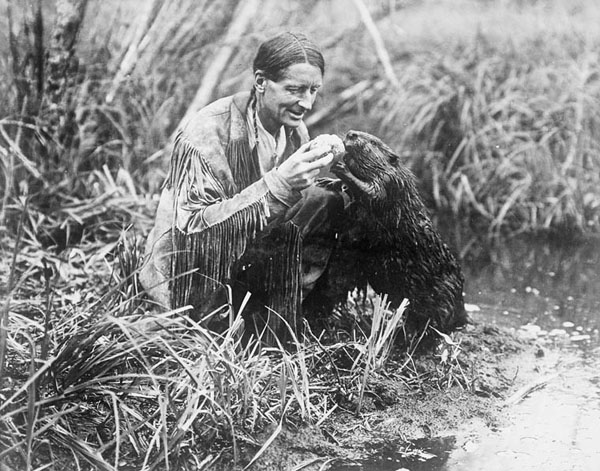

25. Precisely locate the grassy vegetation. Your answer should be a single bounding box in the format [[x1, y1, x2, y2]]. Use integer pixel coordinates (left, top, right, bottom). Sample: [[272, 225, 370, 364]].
[[0, 214, 424, 468], [376, 43, 600, 236], [1, 0, 599, 468], [315, 0, 600, 237]]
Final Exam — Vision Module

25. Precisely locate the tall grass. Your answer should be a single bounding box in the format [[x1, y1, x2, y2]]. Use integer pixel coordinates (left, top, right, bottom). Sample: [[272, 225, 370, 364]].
[[355, 294, 408, 414], [0, 187, 414, 469], [0, 277, 411, 469], [366, 44, 600, 236], [1, 282, 312, 468]]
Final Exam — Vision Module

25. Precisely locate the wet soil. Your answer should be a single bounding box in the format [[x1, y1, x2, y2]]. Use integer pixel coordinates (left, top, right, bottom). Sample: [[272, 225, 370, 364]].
[[232, 322, 599, 471], [228, 322, 524, 470]]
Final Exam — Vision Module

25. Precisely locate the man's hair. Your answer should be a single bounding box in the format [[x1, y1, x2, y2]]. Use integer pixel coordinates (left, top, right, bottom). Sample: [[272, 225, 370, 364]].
[[253, 32, 325, 81]]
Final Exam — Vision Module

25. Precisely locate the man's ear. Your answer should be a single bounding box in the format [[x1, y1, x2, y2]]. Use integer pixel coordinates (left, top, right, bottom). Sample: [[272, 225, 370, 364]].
[[254, 70, 267, 93]]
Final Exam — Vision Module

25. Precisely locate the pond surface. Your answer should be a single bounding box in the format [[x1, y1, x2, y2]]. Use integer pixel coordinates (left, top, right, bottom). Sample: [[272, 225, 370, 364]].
[[460, 233, 600, 349], [330, 232, 600, 471]]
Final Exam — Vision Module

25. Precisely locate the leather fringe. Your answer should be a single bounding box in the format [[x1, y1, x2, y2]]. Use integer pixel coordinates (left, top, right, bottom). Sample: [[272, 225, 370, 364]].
[[263, 222, 302, 345], [163, 130, 227, 196], [227, 138, 261, 191], [165, 129, 303, 344], [171, 197, 268, 313]]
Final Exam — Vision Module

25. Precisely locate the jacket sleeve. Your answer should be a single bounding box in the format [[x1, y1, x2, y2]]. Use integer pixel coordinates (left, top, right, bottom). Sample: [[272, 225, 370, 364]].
[[176, 164, 302, 233], [165, 129, 304, 311]]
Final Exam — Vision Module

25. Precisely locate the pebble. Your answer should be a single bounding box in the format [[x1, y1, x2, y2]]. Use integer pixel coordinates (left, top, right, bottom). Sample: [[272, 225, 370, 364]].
[[548, 329, 568, 337], [520, 324, 542, 334], [518, 324, 547, 339], [465, 303, 481, 312], [570, 334, 591, 342], [562, 321, 575, 328]]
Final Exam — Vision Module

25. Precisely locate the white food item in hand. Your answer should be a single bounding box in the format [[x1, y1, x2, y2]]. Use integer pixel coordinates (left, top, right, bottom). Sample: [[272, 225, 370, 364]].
[[309, 134, 345, 158]]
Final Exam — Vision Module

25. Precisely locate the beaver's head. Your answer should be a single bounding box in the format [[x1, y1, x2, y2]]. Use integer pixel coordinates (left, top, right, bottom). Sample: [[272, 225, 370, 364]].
[[331, 130, 413, 206]]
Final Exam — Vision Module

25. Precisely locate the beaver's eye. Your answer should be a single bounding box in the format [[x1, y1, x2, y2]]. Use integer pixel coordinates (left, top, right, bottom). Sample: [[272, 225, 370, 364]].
[[388, 154, 399, 164]]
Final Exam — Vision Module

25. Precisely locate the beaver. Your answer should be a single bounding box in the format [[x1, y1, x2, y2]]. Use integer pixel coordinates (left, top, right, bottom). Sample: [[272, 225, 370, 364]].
[[304, 130, 468, 335]]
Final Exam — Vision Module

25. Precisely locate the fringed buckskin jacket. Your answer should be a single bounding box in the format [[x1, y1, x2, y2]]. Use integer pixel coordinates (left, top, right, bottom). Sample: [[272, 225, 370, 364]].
[[140, 91, 309, 325]]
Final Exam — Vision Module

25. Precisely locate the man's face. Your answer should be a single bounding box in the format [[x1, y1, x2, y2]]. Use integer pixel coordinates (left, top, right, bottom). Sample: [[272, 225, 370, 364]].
[[256, 62, 323, 134]]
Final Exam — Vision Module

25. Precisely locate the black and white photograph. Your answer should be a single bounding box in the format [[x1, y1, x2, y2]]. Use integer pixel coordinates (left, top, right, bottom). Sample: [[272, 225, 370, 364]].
[[1, 1, 599, 469]]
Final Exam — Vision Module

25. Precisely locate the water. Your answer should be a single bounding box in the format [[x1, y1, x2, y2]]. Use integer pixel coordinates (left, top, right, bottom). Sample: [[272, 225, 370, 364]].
[[329, 437, 456, 470], [330, 232, 600, 471], [444, 358, 600, 471], [460, 233, 600, 346]]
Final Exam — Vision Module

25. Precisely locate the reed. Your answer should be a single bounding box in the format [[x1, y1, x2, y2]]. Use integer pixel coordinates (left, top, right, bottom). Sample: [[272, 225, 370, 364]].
[[311, 0, 600, 237], [354, 294, 408, 414]]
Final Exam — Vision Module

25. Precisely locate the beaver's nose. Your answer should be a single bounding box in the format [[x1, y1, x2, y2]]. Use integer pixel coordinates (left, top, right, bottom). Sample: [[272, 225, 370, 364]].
[[345, 130, 359, 141]]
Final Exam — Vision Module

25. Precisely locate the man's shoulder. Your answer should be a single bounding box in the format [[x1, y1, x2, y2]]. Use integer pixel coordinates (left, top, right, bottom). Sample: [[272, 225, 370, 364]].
[[179, 92, 249, 149], [183, 95, 233, 130], [187, 92, 249, 121], [202, 92, 249, 117]]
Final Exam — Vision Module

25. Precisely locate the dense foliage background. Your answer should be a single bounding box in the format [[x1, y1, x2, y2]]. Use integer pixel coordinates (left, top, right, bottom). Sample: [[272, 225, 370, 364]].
[[2, 0, 600, 235]]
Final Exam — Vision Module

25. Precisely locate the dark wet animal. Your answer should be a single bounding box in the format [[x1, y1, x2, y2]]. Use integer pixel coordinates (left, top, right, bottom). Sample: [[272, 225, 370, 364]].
[[305, 130, 468, 334]]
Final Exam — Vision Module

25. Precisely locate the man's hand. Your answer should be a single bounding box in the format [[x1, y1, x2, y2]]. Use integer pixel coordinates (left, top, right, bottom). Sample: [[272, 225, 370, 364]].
[[277, 141, 334, 190]]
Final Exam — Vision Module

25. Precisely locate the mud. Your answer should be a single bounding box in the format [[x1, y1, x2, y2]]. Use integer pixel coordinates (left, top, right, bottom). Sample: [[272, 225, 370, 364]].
[[228, 322, 526, 470]]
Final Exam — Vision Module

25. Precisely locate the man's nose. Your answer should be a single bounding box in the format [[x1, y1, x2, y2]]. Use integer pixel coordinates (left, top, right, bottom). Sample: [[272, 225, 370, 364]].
[[298, 91, 313, 110]]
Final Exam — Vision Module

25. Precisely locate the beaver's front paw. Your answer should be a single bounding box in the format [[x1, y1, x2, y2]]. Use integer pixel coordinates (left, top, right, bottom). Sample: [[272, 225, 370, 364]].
[[315, 177, 343, 191], [331, 159, 350, 177]]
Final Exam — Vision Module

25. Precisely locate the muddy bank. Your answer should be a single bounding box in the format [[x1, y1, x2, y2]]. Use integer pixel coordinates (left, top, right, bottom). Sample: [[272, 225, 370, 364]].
[[230, 310, 600, 471], [216, 322, 539, 470]]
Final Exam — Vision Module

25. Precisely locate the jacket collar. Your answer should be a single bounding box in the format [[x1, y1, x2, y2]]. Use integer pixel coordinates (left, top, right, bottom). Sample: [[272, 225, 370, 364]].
[[230, 91, 308, 153]]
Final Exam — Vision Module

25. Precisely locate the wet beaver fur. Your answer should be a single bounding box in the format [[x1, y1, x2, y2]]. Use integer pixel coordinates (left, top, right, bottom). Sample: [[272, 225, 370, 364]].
[[304, 130, 468, 336]]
